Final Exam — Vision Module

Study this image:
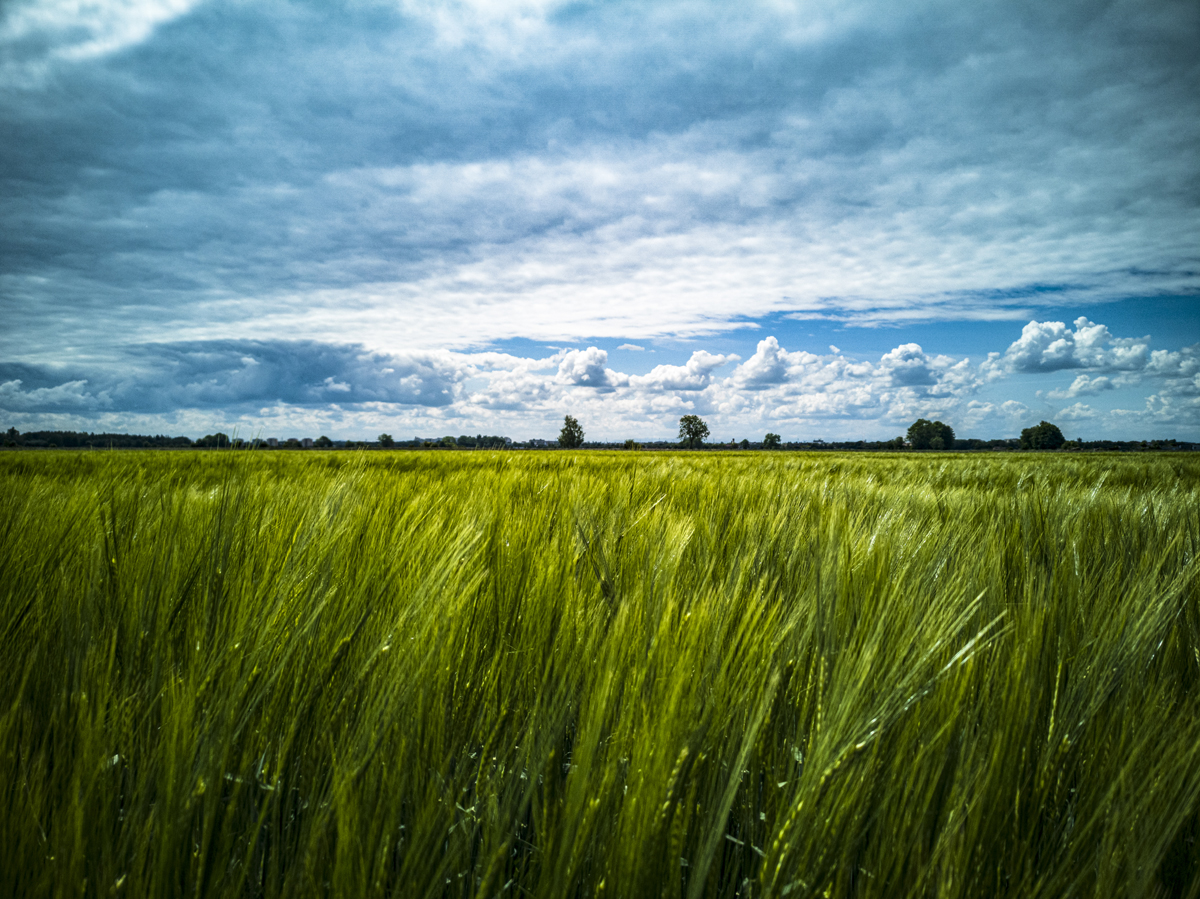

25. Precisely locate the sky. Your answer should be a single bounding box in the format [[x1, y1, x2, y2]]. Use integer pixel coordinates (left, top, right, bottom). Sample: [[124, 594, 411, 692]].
[[1, 0, 1197, 442]]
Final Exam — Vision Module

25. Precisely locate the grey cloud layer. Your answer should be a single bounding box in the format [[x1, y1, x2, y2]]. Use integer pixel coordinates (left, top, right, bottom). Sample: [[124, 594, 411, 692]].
[[1, 0, 1197, 357], [0, 341, 471, 413]]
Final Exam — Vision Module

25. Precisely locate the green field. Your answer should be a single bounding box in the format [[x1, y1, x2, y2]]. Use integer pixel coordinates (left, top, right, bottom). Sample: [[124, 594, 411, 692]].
[[2, 450, 1198, 898]]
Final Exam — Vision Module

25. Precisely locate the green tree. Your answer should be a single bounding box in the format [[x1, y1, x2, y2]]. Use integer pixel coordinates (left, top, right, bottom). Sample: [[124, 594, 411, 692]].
[[1020, 420, 1065, 450], [907, 419, 955, 450], [623, 438, 643, 450], [763, 432, 781, 449], [739, 438, 750, 449], [378, 433, 395, 448], [314, 435, 333, 448], [559, 415, 584, 448], [678, 415, 709, 448]]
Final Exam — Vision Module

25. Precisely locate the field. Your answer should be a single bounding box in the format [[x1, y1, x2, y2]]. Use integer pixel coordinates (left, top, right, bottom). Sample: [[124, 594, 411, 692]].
[[2, 449, 1198, 898]]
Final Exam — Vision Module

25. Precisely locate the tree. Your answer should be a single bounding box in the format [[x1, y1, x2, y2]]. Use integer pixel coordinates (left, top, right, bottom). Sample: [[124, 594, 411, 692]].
[[739, 439, 750, 449], [378, 433, 395, 448], [623, 438, 642, 450], [763, 432, 781, 449], [559, 415, 584, 448], [314, 435, 333, 448], [678, 415, 709, 448], [1020, 420, 1065, 450], [907, 419, 955, 450]]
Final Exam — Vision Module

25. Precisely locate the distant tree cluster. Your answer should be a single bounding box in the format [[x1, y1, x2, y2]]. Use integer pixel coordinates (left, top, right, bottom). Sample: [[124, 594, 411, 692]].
[[1020, 421, 1065, 450], [907, 419, 956, 450], [2, 417, 1194, 454], [2, 429, 192, 449], [456, 434, 511, 449]]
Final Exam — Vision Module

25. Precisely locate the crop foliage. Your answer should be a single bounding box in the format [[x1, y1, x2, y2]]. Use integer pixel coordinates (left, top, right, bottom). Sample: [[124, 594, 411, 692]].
[[1, 450, 1198, 898]]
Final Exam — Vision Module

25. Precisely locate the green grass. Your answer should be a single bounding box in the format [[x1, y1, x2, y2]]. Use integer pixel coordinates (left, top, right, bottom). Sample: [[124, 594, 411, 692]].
[[1, 449, 1198, 898]]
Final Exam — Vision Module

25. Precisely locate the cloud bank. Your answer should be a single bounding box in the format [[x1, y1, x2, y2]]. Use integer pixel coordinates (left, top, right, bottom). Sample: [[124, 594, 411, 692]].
[[1, 0, 1196, 360], [4, 319, 1196, 438]]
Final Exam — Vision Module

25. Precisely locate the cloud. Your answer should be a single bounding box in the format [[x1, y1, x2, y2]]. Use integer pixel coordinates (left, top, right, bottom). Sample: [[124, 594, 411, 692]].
[[1146, 344, 1200, 378], [959, 399, 1033, 430], [2, 318, 1196, 439], [982, 318, 1198, 405], [0, 378, 103, 411], [396, 0, 567, 54], [2, 335, 965, 429], [878, 343, 939, 387], [1110, 394, 1200, 428], [630, 351, 736, 392], [1144, 344, 1200, 396], [996, 317, 1151, 374], [733, 337, 810, 388], [2, 0, 1197, 360], [1046, 374, 1115, 399], [1, 0, 202, 83], [1057, 402, 1097, 421], [0, 341, 475, 413], [555, 347, 623, 390], [135, 342, 473, 409], [617, 344, 644, 351], [715, 337, 981, 426]]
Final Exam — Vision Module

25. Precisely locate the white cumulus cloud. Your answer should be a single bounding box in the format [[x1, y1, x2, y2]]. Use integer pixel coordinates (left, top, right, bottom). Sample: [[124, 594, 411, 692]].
[[993, 317, 1150, 374]]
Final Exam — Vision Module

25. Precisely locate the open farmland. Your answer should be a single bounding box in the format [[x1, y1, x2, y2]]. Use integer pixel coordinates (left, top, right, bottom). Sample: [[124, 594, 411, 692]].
[[1, 450, 1198, 898]]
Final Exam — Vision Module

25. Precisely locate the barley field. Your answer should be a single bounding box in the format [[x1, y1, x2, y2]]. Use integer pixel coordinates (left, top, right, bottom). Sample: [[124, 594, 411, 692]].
[[1, 450, 1198, 898]]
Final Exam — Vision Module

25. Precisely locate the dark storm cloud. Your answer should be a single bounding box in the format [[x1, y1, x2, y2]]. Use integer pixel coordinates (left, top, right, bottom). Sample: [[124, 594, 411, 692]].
[[0, 340, 467, 412]]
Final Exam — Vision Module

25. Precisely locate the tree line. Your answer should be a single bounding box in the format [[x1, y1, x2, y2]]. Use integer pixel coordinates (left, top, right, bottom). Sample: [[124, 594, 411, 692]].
[[553, 416, 1193, 452], [3, 422, 1193, 452]]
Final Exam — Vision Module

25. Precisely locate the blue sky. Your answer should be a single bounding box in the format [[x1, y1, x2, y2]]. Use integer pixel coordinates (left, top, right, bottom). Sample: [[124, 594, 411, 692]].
[[1, 0, 1197, 441]]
